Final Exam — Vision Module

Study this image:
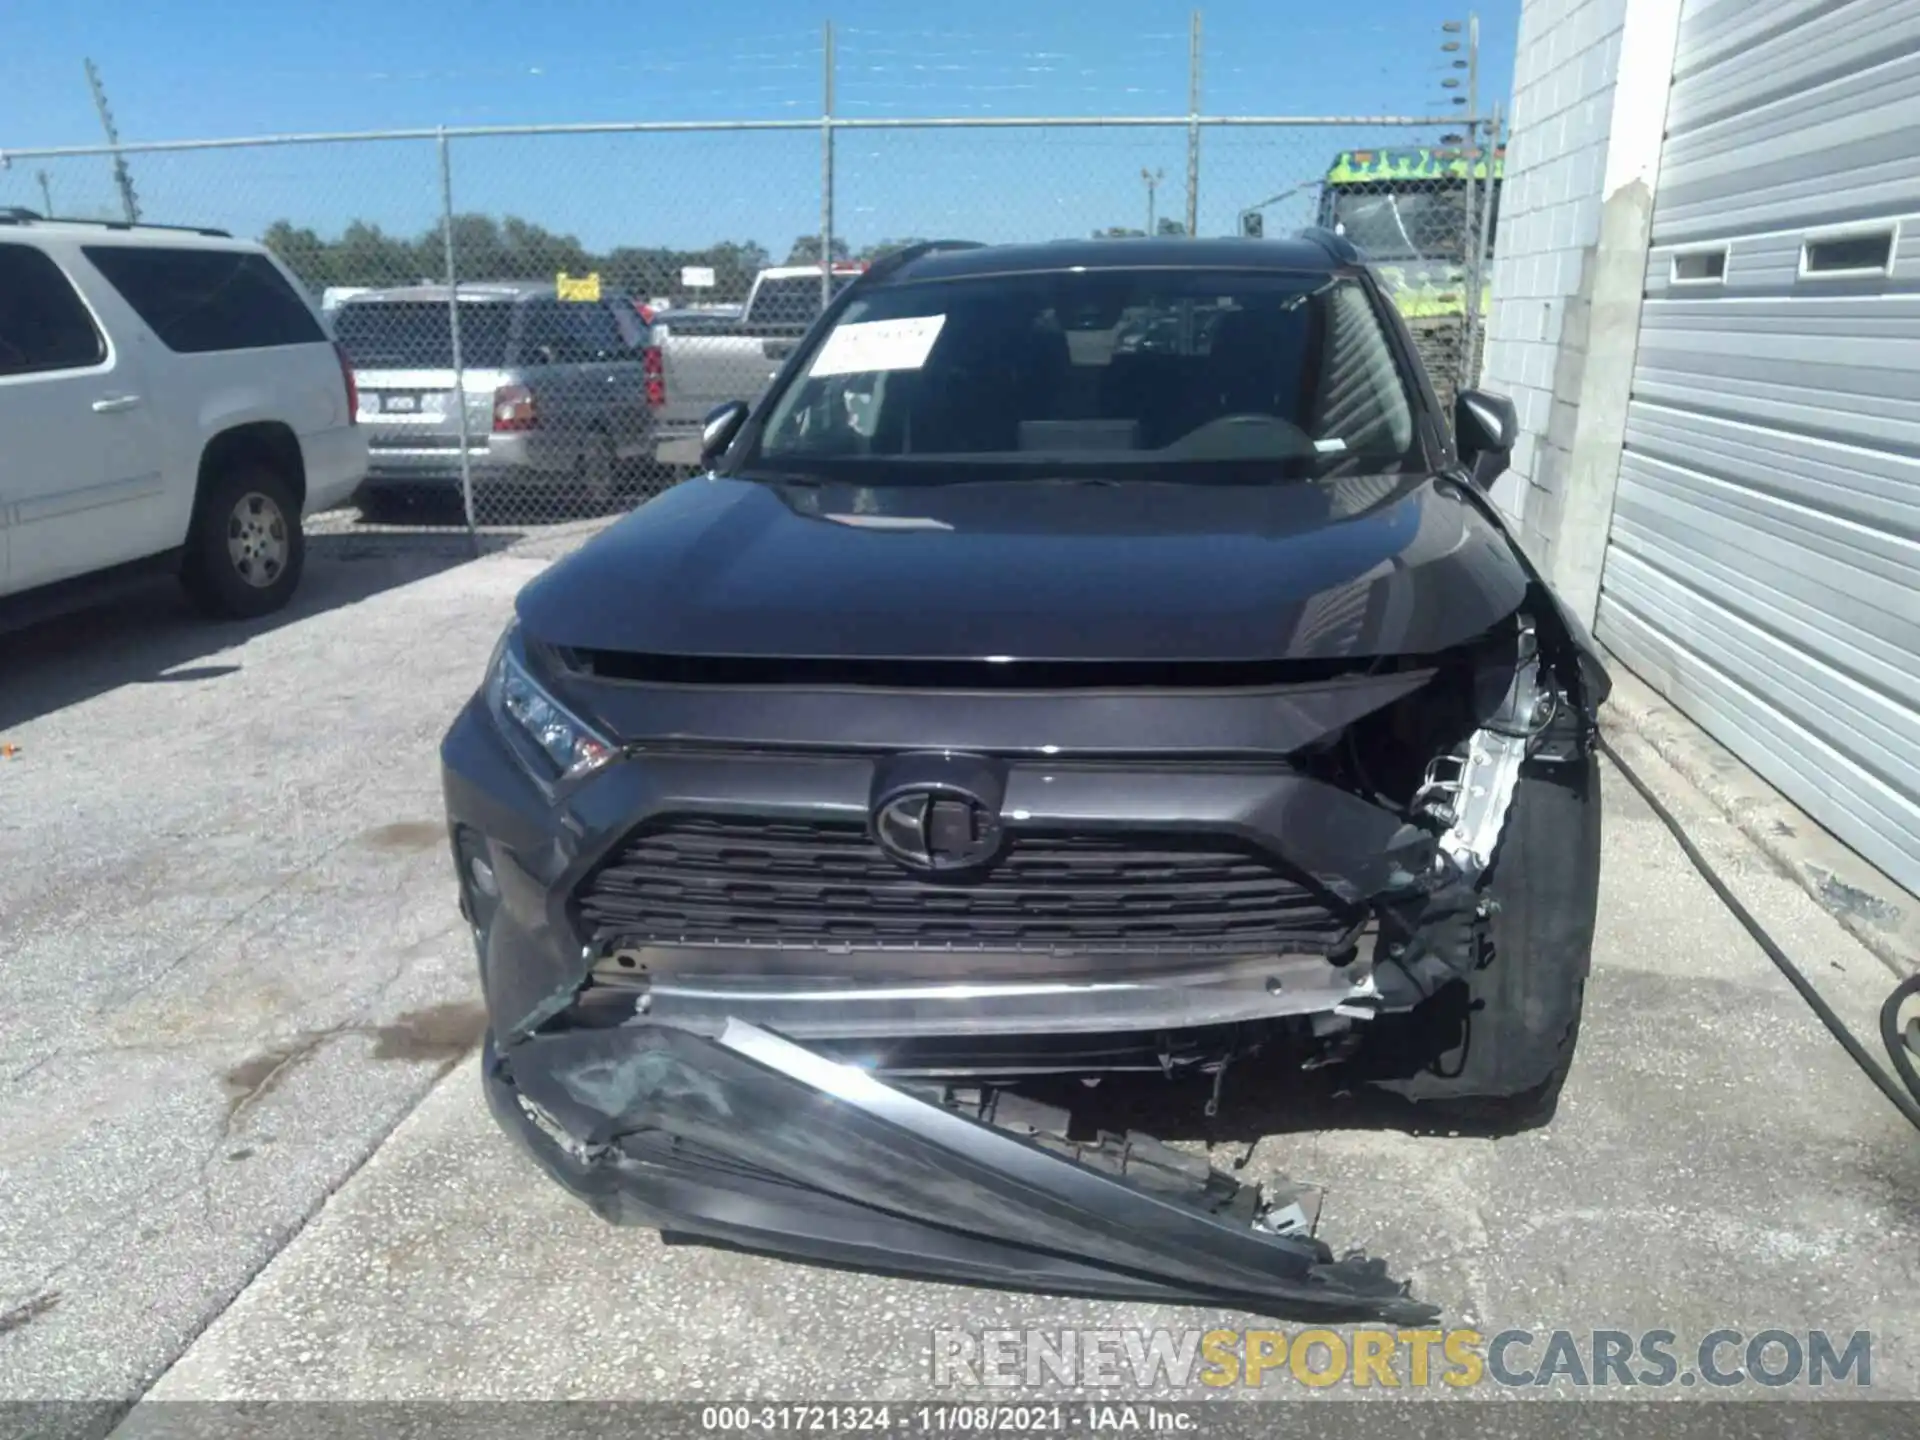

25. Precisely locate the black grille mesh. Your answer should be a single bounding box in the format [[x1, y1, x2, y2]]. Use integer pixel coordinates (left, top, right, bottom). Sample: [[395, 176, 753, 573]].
[[575, 815, 1352, 954]]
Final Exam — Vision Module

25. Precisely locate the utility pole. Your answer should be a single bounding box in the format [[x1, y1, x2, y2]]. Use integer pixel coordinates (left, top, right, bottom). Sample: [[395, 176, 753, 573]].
[[36, 171, 54, 217], [1461, 13, 1483, 393], [1462, 14, 1481, 256], [1185, 10, 1202, 236], [820, 20, 836, 308], [1467, 13, 1481, 137], [1439, 16, 1485, 393], [85, 58, 139, 224], [1141, 167, 1164, 235]]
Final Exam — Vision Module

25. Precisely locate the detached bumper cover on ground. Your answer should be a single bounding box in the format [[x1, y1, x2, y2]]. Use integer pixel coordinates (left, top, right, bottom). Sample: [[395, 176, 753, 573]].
[[485, 1017, 1439, 1324]]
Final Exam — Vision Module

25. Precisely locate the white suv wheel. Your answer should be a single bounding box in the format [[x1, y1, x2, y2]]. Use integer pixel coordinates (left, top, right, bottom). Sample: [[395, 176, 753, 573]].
[[226, 491, 291, 588]]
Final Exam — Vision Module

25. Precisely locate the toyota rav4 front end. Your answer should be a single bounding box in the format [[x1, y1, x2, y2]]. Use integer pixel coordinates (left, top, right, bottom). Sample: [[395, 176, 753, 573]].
[[440, 235, 1609, 1322]]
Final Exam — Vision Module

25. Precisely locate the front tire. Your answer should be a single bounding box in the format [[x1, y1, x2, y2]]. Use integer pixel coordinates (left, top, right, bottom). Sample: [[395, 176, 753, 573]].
[[181, 462, 306, 620], [1360, 753, 1602, 1130]]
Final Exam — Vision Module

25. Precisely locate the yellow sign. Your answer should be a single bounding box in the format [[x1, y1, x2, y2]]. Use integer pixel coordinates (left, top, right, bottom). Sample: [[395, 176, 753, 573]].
[[556, 271, 602, 302]]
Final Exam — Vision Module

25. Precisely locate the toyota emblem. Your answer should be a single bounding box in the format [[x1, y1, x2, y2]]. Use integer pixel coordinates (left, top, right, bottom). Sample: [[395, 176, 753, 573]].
[[871, 787, 1004, 873]]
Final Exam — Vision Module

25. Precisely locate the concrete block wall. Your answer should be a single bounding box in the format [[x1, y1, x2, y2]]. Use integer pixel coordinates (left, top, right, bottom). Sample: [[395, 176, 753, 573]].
[[1478, 0, 1629, 556]]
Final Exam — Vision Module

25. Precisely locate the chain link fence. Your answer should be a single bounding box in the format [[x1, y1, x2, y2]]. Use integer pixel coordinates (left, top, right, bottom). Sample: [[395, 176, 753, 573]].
[[3, 90, 1497, 535]]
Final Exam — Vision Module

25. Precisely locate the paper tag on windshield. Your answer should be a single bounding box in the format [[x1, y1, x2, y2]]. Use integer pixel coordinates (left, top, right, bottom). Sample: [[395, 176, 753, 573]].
[[809, 315, 947, 378], [1314, 437, 1349, 454]]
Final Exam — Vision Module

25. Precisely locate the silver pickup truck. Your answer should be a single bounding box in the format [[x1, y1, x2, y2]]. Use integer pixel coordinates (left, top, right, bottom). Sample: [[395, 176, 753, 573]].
[[651, 263, 864, 466]]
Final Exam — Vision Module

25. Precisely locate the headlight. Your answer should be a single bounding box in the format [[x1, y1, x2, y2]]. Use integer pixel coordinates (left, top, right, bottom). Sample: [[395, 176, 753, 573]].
[[484, 624, 616, 787]]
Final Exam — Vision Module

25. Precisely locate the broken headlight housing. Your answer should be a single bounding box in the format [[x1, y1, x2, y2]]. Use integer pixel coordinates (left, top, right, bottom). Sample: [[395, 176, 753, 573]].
[[484, 623, 617, 790]]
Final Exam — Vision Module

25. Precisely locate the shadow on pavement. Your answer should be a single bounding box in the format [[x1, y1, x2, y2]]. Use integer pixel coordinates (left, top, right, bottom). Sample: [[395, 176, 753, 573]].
[[0, 530, 519, 734]]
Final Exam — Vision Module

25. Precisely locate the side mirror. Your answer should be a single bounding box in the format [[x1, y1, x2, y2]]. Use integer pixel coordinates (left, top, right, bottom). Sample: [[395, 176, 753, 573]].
[[700, 400, 750, 467], [1454, 387, 1518, 490]]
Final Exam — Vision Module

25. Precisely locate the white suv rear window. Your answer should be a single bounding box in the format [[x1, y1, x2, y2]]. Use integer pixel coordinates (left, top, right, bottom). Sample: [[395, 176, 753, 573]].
[[83, 245, 324, 354]]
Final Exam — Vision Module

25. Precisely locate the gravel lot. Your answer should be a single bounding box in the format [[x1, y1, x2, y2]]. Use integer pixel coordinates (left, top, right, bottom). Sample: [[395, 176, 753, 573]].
[[1, 522, 1916, 1425]]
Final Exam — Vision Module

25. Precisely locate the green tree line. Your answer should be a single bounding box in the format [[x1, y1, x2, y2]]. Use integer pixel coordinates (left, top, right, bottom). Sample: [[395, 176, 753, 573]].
[[262, 217, 926, 305]]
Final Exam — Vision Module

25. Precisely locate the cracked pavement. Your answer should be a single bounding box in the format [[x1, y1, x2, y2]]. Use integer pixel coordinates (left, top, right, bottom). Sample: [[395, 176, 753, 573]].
[[0, 534, 546, 1404], [3, 526, 1918, 1413]]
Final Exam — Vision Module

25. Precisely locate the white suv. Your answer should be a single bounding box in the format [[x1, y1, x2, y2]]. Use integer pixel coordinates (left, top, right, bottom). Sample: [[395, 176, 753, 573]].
[[0, 211, 366, 626]]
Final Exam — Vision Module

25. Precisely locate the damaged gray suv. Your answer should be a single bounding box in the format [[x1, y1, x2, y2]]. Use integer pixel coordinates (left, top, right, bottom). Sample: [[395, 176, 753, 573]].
[[439, 234, 1609, 1323]]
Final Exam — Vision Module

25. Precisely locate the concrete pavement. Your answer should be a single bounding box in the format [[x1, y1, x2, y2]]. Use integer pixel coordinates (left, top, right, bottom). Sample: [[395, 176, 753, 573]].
[[0, 534, 536, 1403]]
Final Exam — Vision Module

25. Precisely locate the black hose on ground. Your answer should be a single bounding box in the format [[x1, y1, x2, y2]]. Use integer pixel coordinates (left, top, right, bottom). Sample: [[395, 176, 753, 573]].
[[1595, 733, 1920, 1134], [1885, 972, 1920, 1109]]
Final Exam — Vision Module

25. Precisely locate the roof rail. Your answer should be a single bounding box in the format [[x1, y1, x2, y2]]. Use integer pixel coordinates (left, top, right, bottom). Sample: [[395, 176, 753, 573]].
[[0, 208, 231, 238], [1296, 225, 1360, 265], [859, 239, 988, 283]]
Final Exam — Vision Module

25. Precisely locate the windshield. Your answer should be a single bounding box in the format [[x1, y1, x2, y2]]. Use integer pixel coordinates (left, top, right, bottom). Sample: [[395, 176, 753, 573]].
[[1327, 183, 1497, 263], [747, 269, 1420, 480], [332, 300, 513, 369]]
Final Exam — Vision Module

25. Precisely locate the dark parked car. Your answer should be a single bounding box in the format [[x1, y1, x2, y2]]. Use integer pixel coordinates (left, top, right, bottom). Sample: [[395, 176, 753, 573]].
[[440, 234, 1610, 1322]]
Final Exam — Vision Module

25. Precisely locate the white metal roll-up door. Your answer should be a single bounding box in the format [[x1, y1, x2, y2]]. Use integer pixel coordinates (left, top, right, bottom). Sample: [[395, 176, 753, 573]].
[[1596, 0, 1920, 894]]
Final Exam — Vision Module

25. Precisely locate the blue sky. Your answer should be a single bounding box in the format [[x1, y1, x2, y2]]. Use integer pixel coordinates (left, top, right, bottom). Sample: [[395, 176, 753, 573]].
[[0, 0, 1516, 257]]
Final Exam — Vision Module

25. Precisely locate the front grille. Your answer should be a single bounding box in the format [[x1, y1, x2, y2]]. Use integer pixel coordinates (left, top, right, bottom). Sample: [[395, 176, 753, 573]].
[[575, 815, 1354, 955]]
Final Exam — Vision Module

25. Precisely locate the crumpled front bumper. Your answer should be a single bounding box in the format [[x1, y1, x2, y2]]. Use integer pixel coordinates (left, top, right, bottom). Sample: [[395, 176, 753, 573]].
[[485, 1017, 1438, 1324]]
